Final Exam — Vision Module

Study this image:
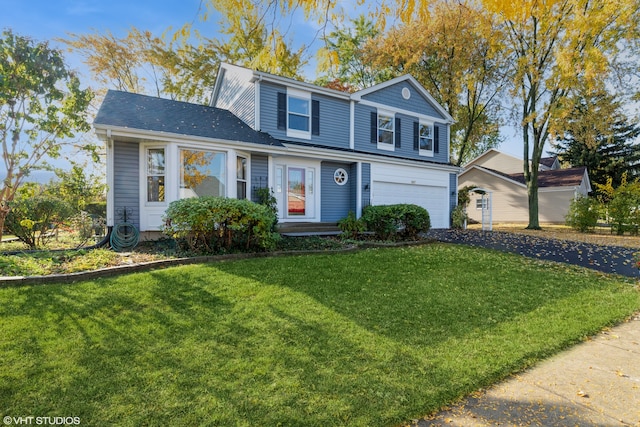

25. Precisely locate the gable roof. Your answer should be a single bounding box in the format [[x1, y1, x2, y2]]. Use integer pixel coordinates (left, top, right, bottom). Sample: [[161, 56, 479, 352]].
[[94, 90, 284, 147], [539, 156, 558, 169], [351, 74, 455, 124], [461, 164, 590, 190], [509, 167, 589, 189], [213, 62, 352, 103]]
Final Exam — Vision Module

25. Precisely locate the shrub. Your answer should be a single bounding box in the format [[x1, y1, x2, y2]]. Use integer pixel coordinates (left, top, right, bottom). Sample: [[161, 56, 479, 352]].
[[608, 180, 640, 235], [5, 194, 73, 249], [451, 205, 468, 230], [254, 187, 278, 231], [360, 204, 430, 241], [565, 195, 600, 233], [337, 211, 365, 239], [163, 197, 280, 253]]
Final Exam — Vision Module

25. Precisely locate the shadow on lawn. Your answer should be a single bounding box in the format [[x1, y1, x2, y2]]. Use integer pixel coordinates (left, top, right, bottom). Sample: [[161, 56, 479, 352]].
[[211, 246, 602, 348]]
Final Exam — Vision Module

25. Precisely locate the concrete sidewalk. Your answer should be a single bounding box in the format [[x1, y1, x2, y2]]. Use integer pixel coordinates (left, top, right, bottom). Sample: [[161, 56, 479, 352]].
[[412, 314, 640, 426]]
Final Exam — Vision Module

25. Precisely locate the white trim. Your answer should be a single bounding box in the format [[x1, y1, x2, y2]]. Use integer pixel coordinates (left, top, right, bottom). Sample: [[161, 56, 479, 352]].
[[95, 124, 461, 175], [349, 100, 355, 150], [351, 74, 455, 124], [418, 120, 435, 158], [459, 165, 527, 188], [274, 157, 321, 222], [376, 109, 395, 152], [106, 136, 115, 227], [286, 87, 312, 140], [254, 79, 261, 130], [360, 99, 445, 126], [356, 162, 362, 218]]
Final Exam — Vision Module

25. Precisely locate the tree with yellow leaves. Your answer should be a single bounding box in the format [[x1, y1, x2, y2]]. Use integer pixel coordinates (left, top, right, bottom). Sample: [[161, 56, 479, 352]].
[[480, 0, 640, 229], [367, 1, 509, 166]]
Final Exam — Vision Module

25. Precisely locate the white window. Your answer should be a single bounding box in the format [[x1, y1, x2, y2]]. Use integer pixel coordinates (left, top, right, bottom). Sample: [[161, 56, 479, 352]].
[[476, 198, 489, 210], [146, 148, 165, 202], [179, 149, 226, 198], [377, 111, 395, 151], [237, 156, 247, 199], [288, 96, 310, 131], [419, 122, 434, 156], [287, 88, 311, 139]]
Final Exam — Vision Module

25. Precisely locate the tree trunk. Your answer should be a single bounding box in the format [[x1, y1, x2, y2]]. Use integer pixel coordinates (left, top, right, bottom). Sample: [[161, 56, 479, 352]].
[[0, 209, 6, 242], [526, 168, 541, 230]]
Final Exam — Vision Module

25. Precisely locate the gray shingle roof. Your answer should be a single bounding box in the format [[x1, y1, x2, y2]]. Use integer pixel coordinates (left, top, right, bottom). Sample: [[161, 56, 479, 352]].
[[482, 165, 588, 188], [94, 90, 284, 147]]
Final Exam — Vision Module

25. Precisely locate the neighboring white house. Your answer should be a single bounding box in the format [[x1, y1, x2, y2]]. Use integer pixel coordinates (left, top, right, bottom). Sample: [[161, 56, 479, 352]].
[[459, 149, 591, 224]]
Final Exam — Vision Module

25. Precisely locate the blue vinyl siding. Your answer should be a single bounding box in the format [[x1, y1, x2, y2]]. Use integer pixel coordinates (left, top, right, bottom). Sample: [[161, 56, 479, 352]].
[[250, 154, 269, 203], [113, 141, 140, 228], [361, 82, 445, 120], [260, 82, 351, 149], [354, 105, 449, 163], [321, 161, 355, 222], [361, 162, 371, 209], [449, 172, 458, 227]]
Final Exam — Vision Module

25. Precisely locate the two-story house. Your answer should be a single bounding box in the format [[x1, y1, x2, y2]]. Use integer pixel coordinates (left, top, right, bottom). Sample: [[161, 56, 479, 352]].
[[93, 63, 459, 237]]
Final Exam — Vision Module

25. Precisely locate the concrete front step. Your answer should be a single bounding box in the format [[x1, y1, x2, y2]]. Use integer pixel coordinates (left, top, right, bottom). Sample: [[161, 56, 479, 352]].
[[277, 222, 341, 236]]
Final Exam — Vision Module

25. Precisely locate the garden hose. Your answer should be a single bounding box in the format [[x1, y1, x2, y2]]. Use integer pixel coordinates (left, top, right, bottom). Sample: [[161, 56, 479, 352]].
[[109, 222, 139, 252]]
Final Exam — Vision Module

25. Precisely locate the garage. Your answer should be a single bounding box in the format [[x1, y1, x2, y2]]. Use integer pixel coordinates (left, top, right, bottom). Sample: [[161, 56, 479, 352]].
[[371, 163, 451, 229]]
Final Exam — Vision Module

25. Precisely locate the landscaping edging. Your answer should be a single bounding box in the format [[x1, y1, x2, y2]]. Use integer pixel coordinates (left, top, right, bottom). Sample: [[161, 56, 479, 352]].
[[0, 247, 358, 287], [0, 239, 439, 287]]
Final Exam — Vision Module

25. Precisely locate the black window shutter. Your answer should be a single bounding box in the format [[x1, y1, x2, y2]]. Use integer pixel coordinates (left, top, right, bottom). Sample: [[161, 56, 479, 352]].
[[395, 117, 401, 148], [413, 122, 419, 150], [434, 125, 440, 153], [370, 112, 378, 144], [311, 99, 320, 135], [277, 92, 286, 130]]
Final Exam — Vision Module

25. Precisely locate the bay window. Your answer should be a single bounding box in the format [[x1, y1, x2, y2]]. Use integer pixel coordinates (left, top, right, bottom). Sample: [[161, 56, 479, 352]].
[[180, 148, 226, 198]]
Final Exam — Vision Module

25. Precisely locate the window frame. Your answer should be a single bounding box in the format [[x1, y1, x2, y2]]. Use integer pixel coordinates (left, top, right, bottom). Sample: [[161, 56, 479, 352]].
[[418, 121, 434, 157], [377, 110, 395, 152], [178, 147, 227, 199], [145, 147, 166, 203], [236, 155, 247, 199], [286, 88, 312, 139]]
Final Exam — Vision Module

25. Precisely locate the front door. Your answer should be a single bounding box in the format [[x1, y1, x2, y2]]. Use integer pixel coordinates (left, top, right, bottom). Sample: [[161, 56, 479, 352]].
[[275, 163, 316, 220], [287, 167, 306, 216]]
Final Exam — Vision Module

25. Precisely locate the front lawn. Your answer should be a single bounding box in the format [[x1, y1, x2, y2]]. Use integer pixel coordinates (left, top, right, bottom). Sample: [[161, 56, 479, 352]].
[[1, 244, 638, 426]]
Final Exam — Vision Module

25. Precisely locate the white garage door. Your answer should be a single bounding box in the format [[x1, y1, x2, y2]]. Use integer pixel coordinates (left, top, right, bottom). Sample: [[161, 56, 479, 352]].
[[372, 181, 449, 228]]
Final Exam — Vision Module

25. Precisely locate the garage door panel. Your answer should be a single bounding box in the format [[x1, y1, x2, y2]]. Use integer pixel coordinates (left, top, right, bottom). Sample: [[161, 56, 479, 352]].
[[372, 181, 448, 228]]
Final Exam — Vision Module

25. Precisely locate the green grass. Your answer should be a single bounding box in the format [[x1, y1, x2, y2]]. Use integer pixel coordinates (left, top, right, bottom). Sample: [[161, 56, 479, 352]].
[[1, 244, 638, 426]]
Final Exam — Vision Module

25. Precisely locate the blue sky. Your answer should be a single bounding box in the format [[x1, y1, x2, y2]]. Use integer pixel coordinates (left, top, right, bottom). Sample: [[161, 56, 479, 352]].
[[0, 0, 325, 80], [1, 0, 524, 175]]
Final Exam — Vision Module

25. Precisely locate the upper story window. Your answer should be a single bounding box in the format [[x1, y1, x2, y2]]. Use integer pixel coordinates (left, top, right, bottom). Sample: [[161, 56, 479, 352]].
[[419, 122, 434, 156], [288, 96, 310, 132], [377, 111, 395, 151], [277, 88, 319, 140]]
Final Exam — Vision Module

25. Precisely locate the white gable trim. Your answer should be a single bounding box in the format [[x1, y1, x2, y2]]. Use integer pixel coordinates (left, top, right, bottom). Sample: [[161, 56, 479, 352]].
[[358, 99, 449, 125], [351, 75, 454, 124], [460, 165, 527, 188]]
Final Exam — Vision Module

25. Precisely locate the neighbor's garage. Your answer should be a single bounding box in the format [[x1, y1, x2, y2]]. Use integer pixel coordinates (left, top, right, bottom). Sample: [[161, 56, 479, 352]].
[[370, 163, 450, 229]]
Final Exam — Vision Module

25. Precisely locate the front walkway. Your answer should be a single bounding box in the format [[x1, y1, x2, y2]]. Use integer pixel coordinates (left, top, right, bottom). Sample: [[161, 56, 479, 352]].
[[413, 314, 640, 426], [426, 229, 639, 278], [417, 229, 640, 426]]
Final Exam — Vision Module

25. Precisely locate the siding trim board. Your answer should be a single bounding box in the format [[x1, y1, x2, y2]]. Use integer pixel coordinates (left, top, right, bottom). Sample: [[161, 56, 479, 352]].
[[356, 98, 450, 126]]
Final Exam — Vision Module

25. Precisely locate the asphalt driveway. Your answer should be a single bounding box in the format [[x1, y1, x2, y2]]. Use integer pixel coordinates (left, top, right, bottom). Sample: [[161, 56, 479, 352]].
[[426, 229, 639, 278]]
